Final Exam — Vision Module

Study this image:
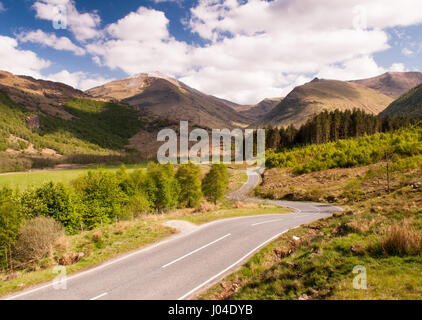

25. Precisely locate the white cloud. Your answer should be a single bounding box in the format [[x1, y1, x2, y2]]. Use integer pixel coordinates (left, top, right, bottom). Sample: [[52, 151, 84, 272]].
[[33, 0, 101, 41], [18, 29, 86, 56], [106, 7, 169, 42], [0, 2, 6, 12], [316, 56, 387, 81], [46, 70, 114, 91], [86, 7, 191, 76], [27, 0, 422, 104], [0, 36, 50, 78], [401, 47, 414, 56], [389, 63, 408, 72]]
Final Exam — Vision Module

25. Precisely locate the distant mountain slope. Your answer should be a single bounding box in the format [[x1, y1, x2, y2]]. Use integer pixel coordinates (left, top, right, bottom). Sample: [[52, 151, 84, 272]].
[[0, 70, 162, 172], [234, 98, 283, 120], [351, 72, 422, 98], [86, 73, 250, 129], [0, 70, 88, 120], [380, 83, 422, 118], [254, 78, 393, 128]]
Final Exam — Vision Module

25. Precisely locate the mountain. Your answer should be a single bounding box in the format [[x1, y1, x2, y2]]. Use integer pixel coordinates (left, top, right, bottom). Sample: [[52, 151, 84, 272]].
[[0, 70, 165, 172], [0, 70, 88, 120], [254, 78, 393, 128], [86, 72, 250, 129], [351, 72, 422, 98], [380, 83, 422, 118], [233, 98, 283, 120]]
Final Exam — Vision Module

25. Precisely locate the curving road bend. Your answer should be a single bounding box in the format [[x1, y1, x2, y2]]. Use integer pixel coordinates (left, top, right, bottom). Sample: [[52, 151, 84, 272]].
[[5, 170, 341, 300]]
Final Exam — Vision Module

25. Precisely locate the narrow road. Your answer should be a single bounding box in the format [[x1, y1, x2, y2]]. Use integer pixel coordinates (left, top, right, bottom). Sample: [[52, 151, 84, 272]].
[[5, 170, 341, 300]]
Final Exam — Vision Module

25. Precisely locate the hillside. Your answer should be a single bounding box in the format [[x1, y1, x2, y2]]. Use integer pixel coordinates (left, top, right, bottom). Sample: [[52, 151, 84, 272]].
[[380, 83, 422, 118], [86, 73, 250, 129], [234, 98, 283, 120], [0, 70, 88, 120], [351, 72, 422, 98], [254, 78, 393, 128], [203, 125, 422, 300], [0, 70, 161, 172]]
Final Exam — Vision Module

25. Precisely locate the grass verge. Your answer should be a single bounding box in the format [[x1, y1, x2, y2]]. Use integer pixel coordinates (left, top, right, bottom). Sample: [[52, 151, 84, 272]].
[[200, 158, 422, 300], [0, 200, 291, 298]]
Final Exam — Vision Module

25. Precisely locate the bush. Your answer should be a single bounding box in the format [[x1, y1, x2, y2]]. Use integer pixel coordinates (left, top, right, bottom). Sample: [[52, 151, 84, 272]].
[[125, 194, 152, 217], [176, 163, 202, 208], [73, 170, 127, 229], [13, 216, 64, 268], [266, 124, 422, 174], [0, 187, 24, 271], [202, 164, 229, 204], [20, 182, 82, 234]]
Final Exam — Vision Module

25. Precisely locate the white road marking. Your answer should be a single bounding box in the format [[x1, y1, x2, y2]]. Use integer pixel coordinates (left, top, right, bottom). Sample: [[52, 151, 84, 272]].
[[4, 215, 282, 301], [177, 229, 291, 300], [162, 233, 231, 269], [251, 218, 285, 226], [90, 292, 108, 300]]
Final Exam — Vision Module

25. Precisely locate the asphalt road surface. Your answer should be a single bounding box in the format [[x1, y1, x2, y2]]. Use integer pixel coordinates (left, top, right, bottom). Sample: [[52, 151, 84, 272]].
[[5, 170, 342, 300]]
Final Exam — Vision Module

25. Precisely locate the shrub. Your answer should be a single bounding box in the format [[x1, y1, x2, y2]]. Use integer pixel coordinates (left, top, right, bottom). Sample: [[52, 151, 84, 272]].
[[72, 170, 127, 229], [118, 167, 147, 196], [20, 182, 82, 234], [176, 163, 203, 208], [125, 193, 152, 217], [266, 124, 422, 174], [0, 187, 24, 272], [13, 216, 64, 268]]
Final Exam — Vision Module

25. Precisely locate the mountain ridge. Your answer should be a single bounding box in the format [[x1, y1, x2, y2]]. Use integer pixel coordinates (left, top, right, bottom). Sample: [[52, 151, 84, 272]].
[[86, 73, 250, 129], [254, 78, 394, 128]]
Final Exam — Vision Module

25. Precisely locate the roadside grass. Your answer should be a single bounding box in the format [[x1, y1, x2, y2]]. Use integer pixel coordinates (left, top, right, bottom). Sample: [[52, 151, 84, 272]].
[[0, 219, 175, 297], [227, 170, 248, 194], [0, 163, 147, 189], [200, 159, 422, 300], [0, 167, 290, 298]]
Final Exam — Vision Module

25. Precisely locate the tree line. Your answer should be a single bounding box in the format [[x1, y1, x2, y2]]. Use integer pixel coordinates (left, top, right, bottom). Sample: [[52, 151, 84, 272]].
[[265, 109, 416, 150], [0, 163, 229, 272]]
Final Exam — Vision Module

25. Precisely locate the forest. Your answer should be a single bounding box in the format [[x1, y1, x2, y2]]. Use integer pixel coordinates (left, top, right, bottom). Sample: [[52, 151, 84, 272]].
[[265, 109, 417, 150]]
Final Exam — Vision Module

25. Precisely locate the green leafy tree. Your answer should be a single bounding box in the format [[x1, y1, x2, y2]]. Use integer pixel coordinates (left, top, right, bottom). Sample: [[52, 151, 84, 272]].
[[202, 164, 229, 204], [144, 163, 180, 212], [20, 182, 81, 234], [73, 170, 127, 229], [176, 163, 203, 208], [0, 187, 24, 272]]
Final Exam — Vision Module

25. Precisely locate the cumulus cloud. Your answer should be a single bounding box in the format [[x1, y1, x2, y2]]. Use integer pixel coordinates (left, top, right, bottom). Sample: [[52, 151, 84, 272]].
[[0, 2, 6, 12], [86, 7, 191, 76], [33, 0, 101, 41], [18, 29, 86, 56], [0, 36, 51, 78], [23, 0, 422, 103], [46, 70, 115, 91]]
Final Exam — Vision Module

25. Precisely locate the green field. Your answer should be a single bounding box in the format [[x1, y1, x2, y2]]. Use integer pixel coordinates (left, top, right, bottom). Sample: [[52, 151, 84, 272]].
[[0, 164, 146, 189]]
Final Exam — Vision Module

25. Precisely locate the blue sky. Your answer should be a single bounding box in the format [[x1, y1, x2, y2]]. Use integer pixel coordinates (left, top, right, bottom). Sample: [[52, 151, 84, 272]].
[[1, 0, 422, 104]]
